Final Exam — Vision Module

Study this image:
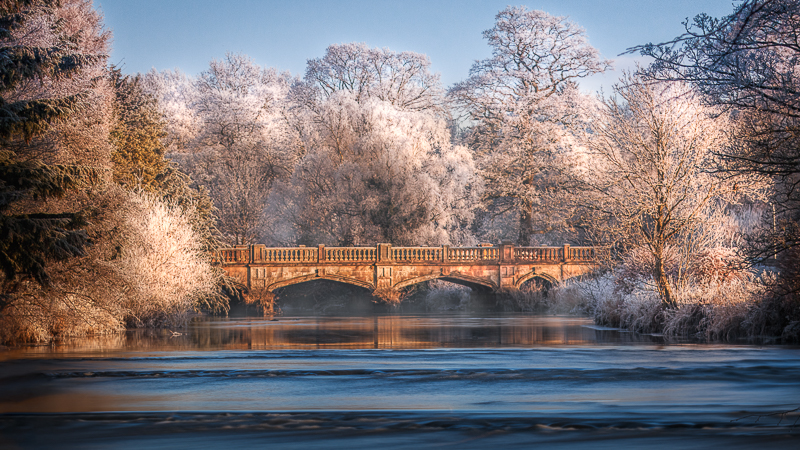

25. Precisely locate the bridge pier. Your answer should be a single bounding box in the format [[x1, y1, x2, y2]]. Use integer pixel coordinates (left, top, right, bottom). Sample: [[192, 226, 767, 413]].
[[219, 243, 597, 304]]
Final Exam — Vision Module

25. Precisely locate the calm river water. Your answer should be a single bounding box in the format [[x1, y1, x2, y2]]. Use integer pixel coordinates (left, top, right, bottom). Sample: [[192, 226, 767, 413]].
[[1, 315, 799, 448]]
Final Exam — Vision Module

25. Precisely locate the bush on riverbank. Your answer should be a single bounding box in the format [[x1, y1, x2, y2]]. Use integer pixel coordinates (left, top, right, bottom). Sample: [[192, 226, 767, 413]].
[[554, 268, 798, 342], [0, 190, 223, 344], [114, 190, 225, 328]]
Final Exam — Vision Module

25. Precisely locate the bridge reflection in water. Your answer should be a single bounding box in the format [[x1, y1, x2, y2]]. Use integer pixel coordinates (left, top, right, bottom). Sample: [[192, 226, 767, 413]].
[[220, 243, 598, 302], [1, 316, 662, 358], [189, 316, 628, 349]]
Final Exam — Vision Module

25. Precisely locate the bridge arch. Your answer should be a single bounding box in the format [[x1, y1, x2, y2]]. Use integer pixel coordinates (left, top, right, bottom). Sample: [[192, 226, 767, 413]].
[[393, 273, 497, 292], [514, 270, 559, 290], [266, 274, 375, 292]]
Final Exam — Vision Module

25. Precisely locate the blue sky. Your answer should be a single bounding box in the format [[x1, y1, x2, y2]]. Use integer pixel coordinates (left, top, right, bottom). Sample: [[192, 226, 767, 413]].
[[95, 0, 734, 93]]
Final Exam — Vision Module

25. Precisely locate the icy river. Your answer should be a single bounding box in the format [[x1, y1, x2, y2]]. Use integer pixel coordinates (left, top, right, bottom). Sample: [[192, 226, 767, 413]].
[[1, 315, 799, 448]]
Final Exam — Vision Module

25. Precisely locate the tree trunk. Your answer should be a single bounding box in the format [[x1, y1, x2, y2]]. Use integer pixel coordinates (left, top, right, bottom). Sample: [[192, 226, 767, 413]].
[[653, 250, 676, 309], [518, 201, 534, 245]]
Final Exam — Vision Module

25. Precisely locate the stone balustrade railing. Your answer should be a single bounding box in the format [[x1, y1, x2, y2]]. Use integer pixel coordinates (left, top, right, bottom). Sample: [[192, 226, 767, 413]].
[[219, 244, 595, 265], [392, 247, 444, 262], [514, 246, 563, 261], [326, 247, 377, 262], [448, 247, 500, 261]]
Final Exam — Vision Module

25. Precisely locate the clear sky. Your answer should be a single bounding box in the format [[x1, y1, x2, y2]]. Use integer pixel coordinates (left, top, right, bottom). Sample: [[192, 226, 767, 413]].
[[95, 0, 734, 93]]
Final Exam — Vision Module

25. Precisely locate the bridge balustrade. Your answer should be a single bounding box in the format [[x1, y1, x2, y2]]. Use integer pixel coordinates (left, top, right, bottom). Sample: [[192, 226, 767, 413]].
[[391, 247, 443, 262], [514, 247, 563, 262], [569, 247, 596, 261], [219, 247, 249, 263], [326, 247, 377, 262], [447, 247, 499, 261], [255, 247, 318, 263], [220, 244, 595, 264]]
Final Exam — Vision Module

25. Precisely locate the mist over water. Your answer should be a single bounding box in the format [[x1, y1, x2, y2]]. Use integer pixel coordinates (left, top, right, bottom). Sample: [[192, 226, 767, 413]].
[[2, 315, 799, 448]]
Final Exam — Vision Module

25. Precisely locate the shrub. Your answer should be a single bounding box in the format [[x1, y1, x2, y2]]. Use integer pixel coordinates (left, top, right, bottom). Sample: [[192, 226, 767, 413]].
[[421, 280, 471, 311], [114, 191, 222, 328]]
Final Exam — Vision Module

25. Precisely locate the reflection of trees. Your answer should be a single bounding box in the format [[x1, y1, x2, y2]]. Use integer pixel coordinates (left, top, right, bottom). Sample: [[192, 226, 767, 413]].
[[185, 317, 635, 350], [12, 317, 664, 355]]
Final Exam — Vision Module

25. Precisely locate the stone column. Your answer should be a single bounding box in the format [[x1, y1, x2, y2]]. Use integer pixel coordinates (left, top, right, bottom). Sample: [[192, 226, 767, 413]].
[[499, 242, 514, 262], [378, 243, 392, 262]]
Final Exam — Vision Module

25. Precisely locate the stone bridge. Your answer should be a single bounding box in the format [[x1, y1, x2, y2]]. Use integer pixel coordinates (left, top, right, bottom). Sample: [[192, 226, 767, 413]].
[[219, 243, 597, 302]]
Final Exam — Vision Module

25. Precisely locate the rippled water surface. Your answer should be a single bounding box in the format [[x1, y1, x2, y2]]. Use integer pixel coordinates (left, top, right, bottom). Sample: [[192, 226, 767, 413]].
[[1, 315, 799, 448]]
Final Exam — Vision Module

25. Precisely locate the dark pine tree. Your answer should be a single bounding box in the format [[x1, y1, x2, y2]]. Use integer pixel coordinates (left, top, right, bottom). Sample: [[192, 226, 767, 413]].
[[0, 0, 100, 291]]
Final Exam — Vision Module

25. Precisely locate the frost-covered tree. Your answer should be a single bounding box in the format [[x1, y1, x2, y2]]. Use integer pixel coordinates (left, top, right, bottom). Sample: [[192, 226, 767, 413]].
[[275, 92, 478, 246], [0, 0, 127, 343], [111, 68, 218, 252], [270, 43, 479, 246], [110, 68, 169, 191], [576, 77, 741, 308], [629, 0, 800, 331], [0, 1, 227, 344], [303, 42, 444, 112], [450, 6, 610, 244], [0, 0, 109, 289], [147, 53, 298, 245]]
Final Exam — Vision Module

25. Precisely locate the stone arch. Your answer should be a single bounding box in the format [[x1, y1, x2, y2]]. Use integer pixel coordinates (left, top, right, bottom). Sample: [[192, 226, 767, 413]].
[[514, 270, 559, 290], [266, 274, 375, 292], [393, 273, 497, 291]]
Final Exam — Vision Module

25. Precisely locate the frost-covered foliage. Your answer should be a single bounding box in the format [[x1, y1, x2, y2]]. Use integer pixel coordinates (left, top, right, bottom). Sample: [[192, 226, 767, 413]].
[[0, 1, 229, 344], [274, 93, 479, 246], [632, 0, 800, 338], [574, 76, 759, 307], [0, 0, 119, 343], [304, 42, 444, 112], [556, 203, 781, 340], [114, 191, 221, 328], [576, 270, 773, 341], [419, 280, 472, 311], [145, 45, 478, 248], [663, 275, 769, 340], [269, 43, 480, 246], [450, 6, 610, 245], [0, 186, 224, 343], [145, 54, 298, 245]]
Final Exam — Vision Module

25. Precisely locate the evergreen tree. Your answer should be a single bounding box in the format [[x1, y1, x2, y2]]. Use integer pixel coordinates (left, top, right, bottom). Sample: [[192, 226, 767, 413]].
[[110, 68, 219, 252], [0, 0, 100, 289], [110, 67, 169, 191]]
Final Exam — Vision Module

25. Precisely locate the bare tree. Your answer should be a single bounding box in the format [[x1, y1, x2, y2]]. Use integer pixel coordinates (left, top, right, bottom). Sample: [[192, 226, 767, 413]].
[[304, 42, 444, 112], [147, 54, 299, 245], [576, 77, 737, 308], [630, 0, 800, 264], [275, 92, 480, 246], [449, 6, 611, 244]]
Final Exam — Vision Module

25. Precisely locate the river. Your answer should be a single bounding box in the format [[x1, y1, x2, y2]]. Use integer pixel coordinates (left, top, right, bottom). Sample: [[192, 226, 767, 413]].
[[1, 315, 799, 448]]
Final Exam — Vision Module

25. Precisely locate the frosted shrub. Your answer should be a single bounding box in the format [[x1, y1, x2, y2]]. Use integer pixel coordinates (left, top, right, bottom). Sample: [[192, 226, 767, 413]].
[[114, 191, 218, 327], [690, 247, 747, 284], [0, 290, 124, 343], [617, 285, 664, 333], [547, 280, 594, 315], [576, 274, 621, 326], [663, 275, 767, 341], [502, 284, 548, 312], [577, 273, 664, 333], [422, 280, 471, 311]]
